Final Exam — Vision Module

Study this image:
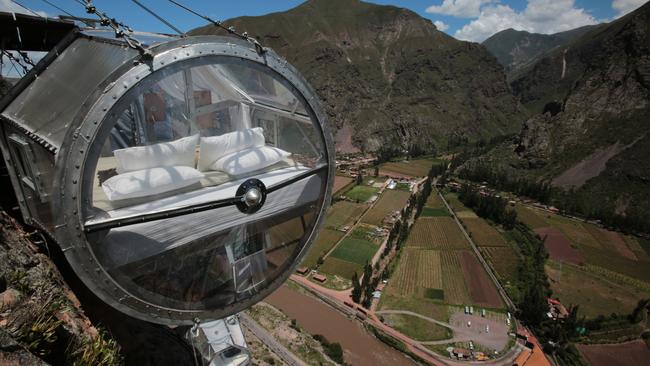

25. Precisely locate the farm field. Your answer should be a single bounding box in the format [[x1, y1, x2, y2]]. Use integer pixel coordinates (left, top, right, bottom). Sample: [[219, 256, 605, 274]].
[[545, 260, 650, 318], [302, 229, 344, 269], [480, 246, 519, 284], [425, 191, 444, 208], [577, 340, 650, 366], [333, 175, 354, 195], [440, 251, 472, 305], [329, 236, 378, 265], [362, 189, 411, 226], [380, 158, 435, 177], [318, 257, 361, 279], [464, 218, 508, 247], [458, 251, 503, 308], [386, 248, 443, 298], [406, 217, 470, 250], [534, 227, 585, 265], [325, 201, 366, 230], [420, 207, 449, 217], [344, 185, 378, 202], [381, 313, 451, 342]]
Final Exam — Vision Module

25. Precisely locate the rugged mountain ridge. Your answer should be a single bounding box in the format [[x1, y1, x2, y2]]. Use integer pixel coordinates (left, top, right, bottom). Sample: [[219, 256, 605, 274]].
[[483, 25, 600, 79], [472, 2, 650, 229], [192, 0, 524, 154]]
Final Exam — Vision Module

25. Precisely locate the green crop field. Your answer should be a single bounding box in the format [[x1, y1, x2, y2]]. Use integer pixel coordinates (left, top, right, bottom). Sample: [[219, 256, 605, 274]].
[[481, 246, 519, 283], [362, 189, 411, 226], [406, 217, 470, 250], [514, 205, 550, 229], [302, 229, 344, 268], [326, 201, 366, 230], [344, 185, 379, 202], [380, 158, 435, 177], [329, 236, 378, 265]]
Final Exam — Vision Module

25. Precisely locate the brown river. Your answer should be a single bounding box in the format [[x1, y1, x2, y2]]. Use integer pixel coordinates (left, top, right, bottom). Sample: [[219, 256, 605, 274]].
[[265, 285, 416, 366]]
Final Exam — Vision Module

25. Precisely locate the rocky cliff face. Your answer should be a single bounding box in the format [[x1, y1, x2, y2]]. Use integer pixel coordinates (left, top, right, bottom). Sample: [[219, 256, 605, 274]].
[[476, 2, 650, 222], [192, 0, 524, 154]]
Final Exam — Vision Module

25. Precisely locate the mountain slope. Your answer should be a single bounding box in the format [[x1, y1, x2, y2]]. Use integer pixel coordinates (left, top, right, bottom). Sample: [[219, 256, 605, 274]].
[[192, 0, 524, 154], [471, 2, 650, 231], [482, 26, 600, 79]]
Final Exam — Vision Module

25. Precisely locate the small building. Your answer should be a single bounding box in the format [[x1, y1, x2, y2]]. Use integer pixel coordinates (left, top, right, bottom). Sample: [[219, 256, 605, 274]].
[[313, 274, 327, 283], [452, 348, 471, 360], [547, 298, 569, 320], [296, 267, 309, 275], [372, 291, 382, 299]]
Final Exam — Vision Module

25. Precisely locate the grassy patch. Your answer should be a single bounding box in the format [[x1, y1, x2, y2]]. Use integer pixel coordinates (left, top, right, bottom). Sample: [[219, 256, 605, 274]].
[[302, 229, 344, 268], [421, 207, 450, 217], [381, 313, 451, 341], [319, 257, 362, 279], [326, 201, 366, 230], [545, 260, 650, 318], [425, 288, 445, 300], [344, 185, 379, 202], [378, 293, 450, 322]]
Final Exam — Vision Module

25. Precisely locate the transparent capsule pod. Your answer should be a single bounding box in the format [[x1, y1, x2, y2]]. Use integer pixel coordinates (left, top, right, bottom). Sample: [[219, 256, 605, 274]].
[[0, 25, 333, 324]]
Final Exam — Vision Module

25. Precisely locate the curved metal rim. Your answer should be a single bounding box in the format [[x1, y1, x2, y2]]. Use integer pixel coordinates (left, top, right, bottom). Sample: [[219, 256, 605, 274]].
[[52, 36, 335, 325]]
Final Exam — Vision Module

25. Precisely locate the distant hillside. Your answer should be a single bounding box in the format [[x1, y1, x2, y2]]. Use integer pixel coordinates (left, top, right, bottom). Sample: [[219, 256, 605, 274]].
[[467, 2, 650, 233], [482, 25, 600, 79], [192, 0, 524, 154]]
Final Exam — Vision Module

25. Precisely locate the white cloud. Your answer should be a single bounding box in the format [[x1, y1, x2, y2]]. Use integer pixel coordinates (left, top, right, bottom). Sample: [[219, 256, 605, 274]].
[[612, 0, 648, 17], [0, 0, 47, 16], [426, 0, 493, 18], [454, 0, 598, 42], [433, 20, 449, 31]]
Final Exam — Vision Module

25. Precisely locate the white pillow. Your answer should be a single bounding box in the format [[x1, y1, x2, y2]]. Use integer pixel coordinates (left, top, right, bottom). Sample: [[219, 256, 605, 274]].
[[210, 146, 290, 176], [101, 166, 204, 201], [198, 128, 265, 172], [114, 134, 199, 174]]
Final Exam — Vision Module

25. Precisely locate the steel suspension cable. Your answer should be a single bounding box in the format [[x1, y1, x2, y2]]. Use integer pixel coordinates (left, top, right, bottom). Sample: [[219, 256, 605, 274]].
[[130, 0, 184, 36]]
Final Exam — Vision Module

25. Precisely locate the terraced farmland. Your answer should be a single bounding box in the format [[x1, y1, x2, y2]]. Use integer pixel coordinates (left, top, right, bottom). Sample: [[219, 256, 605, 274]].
[[326, 201, 366, 230], [302, 229, 344, 268], [440, 251, 472, 305], [406, 217, 470, 250], [388, 248, 443, 297], [362, 189, 411, 226]]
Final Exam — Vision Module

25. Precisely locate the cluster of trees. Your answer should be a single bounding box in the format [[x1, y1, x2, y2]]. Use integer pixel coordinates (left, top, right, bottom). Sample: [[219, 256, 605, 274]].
[[351, 262, 381, 309], [458, 163, 552, 204], [553, 189, 650, 235], [457, 184, 517, 229], [313, 335, 344, 364]]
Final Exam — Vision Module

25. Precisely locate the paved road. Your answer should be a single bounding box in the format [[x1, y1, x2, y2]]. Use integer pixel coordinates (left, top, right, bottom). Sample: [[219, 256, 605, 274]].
[[437, 190, 516, 310], [240, 313, 307, 366]]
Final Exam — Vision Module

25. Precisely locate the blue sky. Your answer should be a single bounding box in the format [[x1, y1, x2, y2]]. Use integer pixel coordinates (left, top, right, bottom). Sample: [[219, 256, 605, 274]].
[[2, 0, 647, 42]]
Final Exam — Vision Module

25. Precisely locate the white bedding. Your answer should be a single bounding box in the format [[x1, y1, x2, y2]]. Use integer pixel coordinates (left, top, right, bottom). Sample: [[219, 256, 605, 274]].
[[91, 167, 322, 269]]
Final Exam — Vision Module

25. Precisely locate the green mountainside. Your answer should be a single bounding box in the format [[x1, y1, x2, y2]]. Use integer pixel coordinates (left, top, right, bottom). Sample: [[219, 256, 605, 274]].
[[468, 2, 650, 231], [483, 25, 601, 79], [191, 0, 524, 154]]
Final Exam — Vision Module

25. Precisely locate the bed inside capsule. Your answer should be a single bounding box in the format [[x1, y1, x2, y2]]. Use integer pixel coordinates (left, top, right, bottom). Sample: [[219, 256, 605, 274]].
[[0, 22, 333, 324]]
